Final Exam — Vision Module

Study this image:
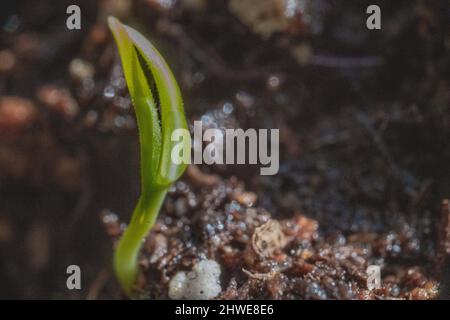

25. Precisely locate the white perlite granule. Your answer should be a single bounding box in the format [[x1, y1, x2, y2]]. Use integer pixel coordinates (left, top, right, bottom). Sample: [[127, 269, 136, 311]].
[[168, 259, 222, 300]]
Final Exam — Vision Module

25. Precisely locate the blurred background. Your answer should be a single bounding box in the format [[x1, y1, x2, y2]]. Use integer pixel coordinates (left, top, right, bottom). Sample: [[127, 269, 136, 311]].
[[0, 0, 449, 299]]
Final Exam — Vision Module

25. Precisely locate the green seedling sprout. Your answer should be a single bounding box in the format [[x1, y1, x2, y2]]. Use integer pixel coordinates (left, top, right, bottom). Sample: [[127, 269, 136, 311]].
[[107, 16, 188, 295]]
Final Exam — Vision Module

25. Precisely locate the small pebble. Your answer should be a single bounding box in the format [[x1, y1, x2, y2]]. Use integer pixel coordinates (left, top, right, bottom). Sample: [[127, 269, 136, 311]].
[[168, 260, 222, 300]]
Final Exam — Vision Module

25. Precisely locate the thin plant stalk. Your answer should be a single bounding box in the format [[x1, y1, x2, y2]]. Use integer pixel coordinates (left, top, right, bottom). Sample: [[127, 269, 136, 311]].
[[114, 188, 167, 294]]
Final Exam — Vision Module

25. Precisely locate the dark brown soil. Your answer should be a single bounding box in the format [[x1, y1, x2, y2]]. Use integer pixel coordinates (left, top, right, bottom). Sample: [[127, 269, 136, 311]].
[[0, 0, 449, 299]]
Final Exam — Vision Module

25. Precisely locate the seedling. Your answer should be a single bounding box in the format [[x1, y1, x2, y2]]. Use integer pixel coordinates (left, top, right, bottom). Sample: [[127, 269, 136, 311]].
[[107, 16, 188, 295]]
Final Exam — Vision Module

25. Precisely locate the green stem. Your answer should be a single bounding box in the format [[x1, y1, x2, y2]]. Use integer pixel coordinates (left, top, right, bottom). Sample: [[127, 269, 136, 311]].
[[114, 187, 168, 295]]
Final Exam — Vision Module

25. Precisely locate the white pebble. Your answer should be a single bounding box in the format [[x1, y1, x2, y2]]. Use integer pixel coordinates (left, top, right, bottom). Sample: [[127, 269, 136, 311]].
[[168, 260, 222, 300]]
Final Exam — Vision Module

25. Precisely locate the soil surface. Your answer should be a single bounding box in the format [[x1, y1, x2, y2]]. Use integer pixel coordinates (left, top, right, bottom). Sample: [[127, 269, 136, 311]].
[[0, 0, 449, 299]]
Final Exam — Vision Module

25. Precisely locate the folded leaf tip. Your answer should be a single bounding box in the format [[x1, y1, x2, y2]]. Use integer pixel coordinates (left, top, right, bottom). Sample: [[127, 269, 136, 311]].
[[107, 16, 119, 30]]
